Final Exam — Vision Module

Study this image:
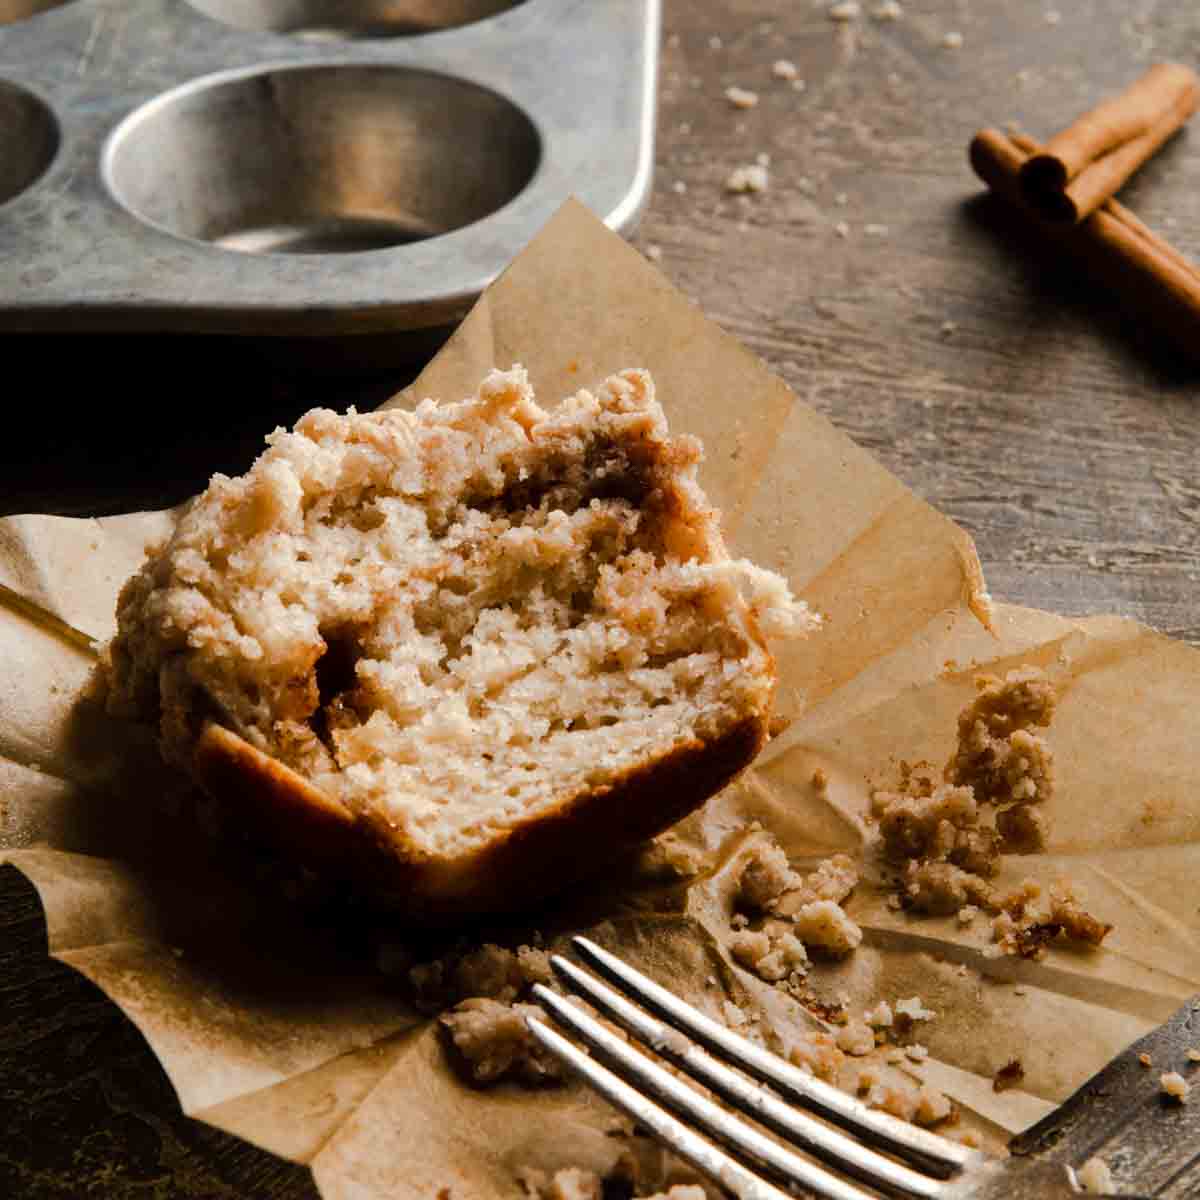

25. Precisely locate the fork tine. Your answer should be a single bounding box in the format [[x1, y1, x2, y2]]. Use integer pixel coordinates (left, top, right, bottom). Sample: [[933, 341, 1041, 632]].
[[525, 1014, 795, 1200], [571, 936, 972, 1179], [549, 954, 945, 1199], [529, 988, 875, 1200], [525, 1015, 795, 1200]]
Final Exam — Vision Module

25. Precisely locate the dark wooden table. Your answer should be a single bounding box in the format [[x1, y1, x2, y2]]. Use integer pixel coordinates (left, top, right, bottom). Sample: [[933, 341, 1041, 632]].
[[3, 1, 1199, 1195]]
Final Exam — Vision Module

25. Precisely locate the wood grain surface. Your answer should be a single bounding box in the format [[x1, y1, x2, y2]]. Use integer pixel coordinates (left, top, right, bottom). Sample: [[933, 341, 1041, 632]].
[[3, 1, 1199, 1196]]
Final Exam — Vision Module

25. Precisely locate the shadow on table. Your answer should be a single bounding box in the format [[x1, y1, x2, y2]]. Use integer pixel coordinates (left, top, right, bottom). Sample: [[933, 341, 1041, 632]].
[[957, 192, 1200, 389], [1, 327, 452, 519], [0, 864, 321, 1200]]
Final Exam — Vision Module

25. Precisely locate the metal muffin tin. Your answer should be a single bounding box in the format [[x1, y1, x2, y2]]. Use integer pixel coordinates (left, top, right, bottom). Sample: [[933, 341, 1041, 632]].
[[0, 0, 658, 335]]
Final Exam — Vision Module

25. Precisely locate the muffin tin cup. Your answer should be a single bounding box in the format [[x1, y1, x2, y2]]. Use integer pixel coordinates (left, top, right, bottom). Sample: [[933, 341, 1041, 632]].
[[102, 65, 542, 255], [184, 0, 519, 38], [0, 77, 58, 204], [0, 0, 658, 336]]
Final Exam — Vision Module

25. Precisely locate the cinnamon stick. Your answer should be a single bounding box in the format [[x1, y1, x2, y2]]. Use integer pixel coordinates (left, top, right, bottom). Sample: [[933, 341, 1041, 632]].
[[1019, 63, 1200, 224], [1011, 130, 1200, 284], [970, 127, 1200, 363]]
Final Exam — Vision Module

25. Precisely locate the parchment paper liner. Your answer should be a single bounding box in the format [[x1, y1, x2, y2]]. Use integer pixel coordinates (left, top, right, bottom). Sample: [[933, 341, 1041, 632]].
[[1, 200, 1197, 1198]]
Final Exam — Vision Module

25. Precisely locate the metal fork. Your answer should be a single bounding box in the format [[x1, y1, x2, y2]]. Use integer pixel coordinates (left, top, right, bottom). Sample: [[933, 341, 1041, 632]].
[[525, 936, 1141, 1200]]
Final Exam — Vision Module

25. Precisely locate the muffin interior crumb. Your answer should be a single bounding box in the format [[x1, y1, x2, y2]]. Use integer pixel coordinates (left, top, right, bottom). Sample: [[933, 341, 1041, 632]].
[[105, 366, 814, 859]]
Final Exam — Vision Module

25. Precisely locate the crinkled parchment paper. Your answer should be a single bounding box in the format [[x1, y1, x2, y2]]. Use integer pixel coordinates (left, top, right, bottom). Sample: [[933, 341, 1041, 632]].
[[2, 200, 1198, 1198]]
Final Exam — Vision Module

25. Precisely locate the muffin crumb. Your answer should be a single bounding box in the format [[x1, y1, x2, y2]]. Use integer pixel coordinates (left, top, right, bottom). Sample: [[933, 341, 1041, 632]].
[[992, 1059, 1025, 1092], [871, 668, 1112, 956], [1074, 1157, 1114, 1194], [441, 998, 564, 1086]]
